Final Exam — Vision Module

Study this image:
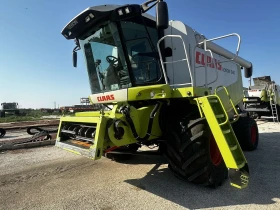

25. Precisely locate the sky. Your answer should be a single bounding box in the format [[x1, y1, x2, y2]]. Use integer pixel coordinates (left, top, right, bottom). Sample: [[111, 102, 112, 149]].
[[0, 0, 279, 109]]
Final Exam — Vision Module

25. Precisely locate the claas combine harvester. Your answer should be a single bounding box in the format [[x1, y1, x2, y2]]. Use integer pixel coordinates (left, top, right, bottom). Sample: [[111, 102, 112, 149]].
[[56, 0, 259, 189], [244, 76, 280, 122]]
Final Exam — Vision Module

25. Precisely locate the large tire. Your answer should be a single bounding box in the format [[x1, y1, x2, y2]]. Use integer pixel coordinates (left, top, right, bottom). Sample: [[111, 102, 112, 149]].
[[277, 105, 280, 122], [231, 117, 259, 151], [0, 111, 5, 118], [162, 108, 227, 188]]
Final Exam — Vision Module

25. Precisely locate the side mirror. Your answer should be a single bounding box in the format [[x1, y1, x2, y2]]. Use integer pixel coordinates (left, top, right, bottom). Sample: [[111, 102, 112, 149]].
[[73, 51, 77, 67], [244, 65, 253, 78], [156, 1, 169, 30]]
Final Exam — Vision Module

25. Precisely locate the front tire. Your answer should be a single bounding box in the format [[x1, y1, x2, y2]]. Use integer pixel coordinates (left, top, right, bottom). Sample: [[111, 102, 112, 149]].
[[231, 117, 259, 151], [163, 110, 227, 188]]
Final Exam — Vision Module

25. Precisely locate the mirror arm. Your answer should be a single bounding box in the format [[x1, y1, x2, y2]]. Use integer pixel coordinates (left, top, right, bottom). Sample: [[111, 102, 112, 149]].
[[141, 0, 159, 13], [73, 45, 81, 53]]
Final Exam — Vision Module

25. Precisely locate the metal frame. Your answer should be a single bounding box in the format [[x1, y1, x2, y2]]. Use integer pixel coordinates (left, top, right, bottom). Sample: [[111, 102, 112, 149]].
[[196, 33, 242, 88], [157, 35, 194, 87]]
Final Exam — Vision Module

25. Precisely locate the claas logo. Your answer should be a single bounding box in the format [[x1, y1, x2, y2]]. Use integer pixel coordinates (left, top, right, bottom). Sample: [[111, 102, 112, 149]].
[[97, 94, 115, 102]]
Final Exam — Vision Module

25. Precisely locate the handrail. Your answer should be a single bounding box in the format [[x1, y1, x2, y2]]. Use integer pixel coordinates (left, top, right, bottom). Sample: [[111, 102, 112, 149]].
[[214, 95, 230, 126], [195, 33, 241, 88], [215, 85, 240, 124], [198, 33, 241, 63], [157, 35, 194, 86]]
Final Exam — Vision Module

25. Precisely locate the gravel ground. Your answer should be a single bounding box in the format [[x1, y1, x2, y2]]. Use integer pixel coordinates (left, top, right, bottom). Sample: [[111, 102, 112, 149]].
[[0, 119, 279, 210]]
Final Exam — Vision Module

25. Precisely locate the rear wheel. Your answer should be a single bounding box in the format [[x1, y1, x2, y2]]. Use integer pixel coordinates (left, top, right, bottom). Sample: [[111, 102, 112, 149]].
[[163, 109, 227, 188], [277, 105, 280, 122], [231, 117, 259, 151]]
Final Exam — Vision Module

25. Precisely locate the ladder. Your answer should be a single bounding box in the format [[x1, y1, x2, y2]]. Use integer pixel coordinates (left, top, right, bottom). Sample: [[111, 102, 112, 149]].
[[195, 86, 249, 189], [269, 86, 279, 122], [270, 97, 278, 122]]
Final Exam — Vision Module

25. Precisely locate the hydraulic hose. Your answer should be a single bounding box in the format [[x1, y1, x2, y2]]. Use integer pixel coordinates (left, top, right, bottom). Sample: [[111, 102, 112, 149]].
[[121, 102, 160, 142]]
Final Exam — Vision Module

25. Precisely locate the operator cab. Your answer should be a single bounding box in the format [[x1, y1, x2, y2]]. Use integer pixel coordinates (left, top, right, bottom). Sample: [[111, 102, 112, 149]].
[[62, 3, 168, 95]]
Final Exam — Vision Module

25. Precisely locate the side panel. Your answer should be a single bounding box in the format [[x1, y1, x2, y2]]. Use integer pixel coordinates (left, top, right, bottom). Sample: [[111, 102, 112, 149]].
[[194, 48, 238, 88], [219, 65, 243, 112], [163, 21, 244, 111], [163, 21, 193, 87]]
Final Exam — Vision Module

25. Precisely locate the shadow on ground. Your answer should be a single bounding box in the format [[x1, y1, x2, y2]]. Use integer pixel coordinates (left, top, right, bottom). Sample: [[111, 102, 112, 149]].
[[124, 131, 280, 209]]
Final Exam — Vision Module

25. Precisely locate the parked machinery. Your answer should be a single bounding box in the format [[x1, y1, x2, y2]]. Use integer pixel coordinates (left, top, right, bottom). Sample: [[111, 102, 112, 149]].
[[244, 76, 280, 121], [0, 102, 20, 118], [55, 0, 259, 189]]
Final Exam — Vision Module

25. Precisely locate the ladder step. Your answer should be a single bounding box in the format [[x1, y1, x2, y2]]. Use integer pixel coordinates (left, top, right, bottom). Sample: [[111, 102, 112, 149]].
[[222, 129, 231, 134], [229, 144, 238, 151], [197, 94, 249, 189], [237, 161, 246, 169], [215, 114, 225, 119], [209, 99, 219, 103]]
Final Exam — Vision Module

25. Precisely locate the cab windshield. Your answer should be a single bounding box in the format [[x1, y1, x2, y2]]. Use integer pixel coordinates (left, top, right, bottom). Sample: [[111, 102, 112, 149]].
[[80, 21, 131, 94], [79, 18, 162, 94]]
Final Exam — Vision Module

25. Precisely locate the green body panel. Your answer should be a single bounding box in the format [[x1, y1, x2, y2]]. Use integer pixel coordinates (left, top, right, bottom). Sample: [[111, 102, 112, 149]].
[[56, 116, 107, 160], [57, 71, 246, 160], [127, 85, 210, 100], [261, 89, 269, 102], [172, 87, 209, 98], [56, 103, 161, 160], [127, 84, 172, 101]]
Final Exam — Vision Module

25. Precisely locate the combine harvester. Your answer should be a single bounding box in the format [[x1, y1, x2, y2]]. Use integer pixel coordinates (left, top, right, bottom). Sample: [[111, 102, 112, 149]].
[[56, 0, 259, 189], [244, 76, 280, 122], [0, 102, 20, 118]]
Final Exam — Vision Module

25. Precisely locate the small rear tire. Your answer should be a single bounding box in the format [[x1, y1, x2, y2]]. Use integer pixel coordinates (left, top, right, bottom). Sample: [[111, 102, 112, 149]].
[[231, 117, 259, 151]]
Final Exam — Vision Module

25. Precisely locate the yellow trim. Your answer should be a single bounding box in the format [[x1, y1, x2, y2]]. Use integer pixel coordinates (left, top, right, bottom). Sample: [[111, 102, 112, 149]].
[[127, 84, 172, 101], [172, 87, 209, 98], [63, 148, 81, 155], [215, 86, 240, 123], [195, 94, 249, 189]]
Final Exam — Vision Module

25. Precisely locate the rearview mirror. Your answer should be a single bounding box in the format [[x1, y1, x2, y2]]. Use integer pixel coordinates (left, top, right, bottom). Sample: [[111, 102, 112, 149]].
[[73, 51, 77, 67], [156, 1, 169, 29], [244, 66, 253, 78]]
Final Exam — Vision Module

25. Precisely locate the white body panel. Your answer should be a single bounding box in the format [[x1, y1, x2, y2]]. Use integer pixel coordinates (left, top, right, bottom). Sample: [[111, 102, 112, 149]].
[[163, 21, 239, 91], [90, 89, 127, 104], [248, 89, 262, 98], [163, 21, 192, 87], [194, 47, 238, 88]]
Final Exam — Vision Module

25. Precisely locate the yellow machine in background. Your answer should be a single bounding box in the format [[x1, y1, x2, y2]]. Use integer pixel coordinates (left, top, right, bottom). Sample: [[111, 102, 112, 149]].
[[244, 76, 280, 121]]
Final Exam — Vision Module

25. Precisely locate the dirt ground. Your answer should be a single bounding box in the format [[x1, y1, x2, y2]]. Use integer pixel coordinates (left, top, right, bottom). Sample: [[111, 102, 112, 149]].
[[0, 119, 279, 210]]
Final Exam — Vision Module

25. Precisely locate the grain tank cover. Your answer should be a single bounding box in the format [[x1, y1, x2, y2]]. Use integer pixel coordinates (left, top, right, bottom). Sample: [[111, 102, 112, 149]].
[[253, 76, 271, 86]]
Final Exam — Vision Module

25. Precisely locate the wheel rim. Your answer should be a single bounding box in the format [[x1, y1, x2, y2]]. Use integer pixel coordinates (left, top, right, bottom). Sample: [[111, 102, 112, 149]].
[[209, 134, 223, 166], [251, 125, 257, 144]]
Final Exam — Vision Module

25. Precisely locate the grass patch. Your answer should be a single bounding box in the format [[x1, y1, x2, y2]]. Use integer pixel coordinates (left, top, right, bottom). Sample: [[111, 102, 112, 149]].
[[0, 110, 62, 123]]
